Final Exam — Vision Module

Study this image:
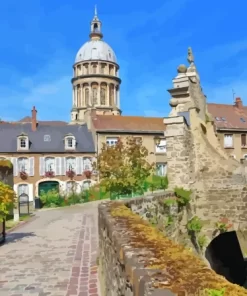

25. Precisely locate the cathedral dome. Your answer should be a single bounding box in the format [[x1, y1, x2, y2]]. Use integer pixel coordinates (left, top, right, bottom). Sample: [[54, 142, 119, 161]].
[[75, 40, 117, 64]]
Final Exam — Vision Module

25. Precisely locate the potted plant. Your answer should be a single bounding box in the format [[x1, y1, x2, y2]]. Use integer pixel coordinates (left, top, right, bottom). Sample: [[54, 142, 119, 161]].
[[20, 171, 28, 180], [45, 170, 54, 178], [66, 169, 75, 179], [84, 170, 92, 179]]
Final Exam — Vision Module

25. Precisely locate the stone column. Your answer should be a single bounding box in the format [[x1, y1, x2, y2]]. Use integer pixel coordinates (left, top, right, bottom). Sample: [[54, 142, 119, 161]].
[[89, 84, 92, 106], [117, 87, 120, 108], [106, 84, 109, 106], [80, 84, 83, 107], [114, 85, 116, 105]]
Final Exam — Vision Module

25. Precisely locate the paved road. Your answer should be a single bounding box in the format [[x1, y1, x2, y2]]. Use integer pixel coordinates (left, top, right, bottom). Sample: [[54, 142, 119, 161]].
[[0, 202, 101, 296]]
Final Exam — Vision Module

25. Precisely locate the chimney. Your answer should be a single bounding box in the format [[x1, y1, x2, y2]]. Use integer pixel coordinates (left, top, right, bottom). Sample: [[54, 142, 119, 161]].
[[235, 97, 243, 109], [31, 106, 37, 131]]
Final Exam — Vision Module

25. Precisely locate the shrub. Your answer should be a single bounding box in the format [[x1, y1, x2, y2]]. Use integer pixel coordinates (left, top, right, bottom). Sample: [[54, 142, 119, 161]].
[[40, 189, 64, 207], [0, 181, 15, 222], [174, 187, 191, 206], [187, 216, 203, 233]]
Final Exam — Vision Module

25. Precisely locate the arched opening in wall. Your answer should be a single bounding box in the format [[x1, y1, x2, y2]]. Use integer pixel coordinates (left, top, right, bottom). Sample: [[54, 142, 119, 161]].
[[38, 181, 59, 196], [77, 64, 81, 76], [100, 63, 105, 74], [200, 123, 207, 135], [109, 84, 114, 106], [92, 83, 98, 106], [93, 23, 98, 32], [92, 62, 97, 73], [205, 231, 246, 286], [100, 83, 107, 106], [84, 63, 89, 75], [109, 65, 114, 76]]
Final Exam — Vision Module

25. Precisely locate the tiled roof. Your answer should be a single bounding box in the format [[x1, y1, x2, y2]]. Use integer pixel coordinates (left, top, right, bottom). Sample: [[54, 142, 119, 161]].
[[0, 123, 95, 153], [207, 102, 247, 129], [92, 115, 165, 133], [18, 116, 67, 126]]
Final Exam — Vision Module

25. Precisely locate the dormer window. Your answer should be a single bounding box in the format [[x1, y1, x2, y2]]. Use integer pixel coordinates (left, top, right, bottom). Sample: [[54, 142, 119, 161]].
[[17, 133, 29, 151], [64, 134, 76, 150]]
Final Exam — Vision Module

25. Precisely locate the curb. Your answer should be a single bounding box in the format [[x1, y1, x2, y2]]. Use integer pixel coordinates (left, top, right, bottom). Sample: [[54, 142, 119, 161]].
[[6, 215, 37, 234]]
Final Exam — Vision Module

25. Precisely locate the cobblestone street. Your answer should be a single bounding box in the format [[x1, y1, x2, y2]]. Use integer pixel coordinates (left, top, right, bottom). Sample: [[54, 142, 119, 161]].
[[0, 202, 101, 296]]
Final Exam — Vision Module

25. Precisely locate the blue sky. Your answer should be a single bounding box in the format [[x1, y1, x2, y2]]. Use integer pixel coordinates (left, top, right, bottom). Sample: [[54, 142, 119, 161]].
[[0, 0, 246, 121]]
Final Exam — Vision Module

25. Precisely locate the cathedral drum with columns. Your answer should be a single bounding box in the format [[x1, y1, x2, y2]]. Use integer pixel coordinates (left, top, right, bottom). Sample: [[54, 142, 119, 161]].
[[71, 8, 121, 123]]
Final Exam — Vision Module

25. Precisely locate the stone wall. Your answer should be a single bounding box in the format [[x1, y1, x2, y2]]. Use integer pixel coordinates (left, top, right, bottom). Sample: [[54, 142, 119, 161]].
[[164, 48, 247, 232], [98, 195, 247, 296]]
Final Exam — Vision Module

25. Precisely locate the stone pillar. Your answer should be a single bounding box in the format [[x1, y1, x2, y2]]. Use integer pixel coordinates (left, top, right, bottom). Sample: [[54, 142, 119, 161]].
[[106, 84, 109, 106], [114, 86, 116, 105], [163, 116, 191, 190], [89, 84, 92, 106], [80, 84, 83, 107]]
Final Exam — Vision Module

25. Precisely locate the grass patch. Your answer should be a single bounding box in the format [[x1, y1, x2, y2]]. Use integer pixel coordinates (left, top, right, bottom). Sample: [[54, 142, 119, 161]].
[[5, 214, 33, 230]]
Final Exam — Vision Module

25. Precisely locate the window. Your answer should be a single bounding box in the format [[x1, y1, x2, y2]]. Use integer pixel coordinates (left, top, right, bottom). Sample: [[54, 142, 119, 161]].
[[241, 134, 247, 147], [224, 134, 233, 148], [106, 137, 118, 146], [17, 157, 29, 173], [18, 184, 28, 197], [240, 118, 246, 123], [155, 139, 166, 153], [66, 181, 76, 194], [17, 135, 29, 150], [82, 180, 91, 190], [100, 64, 105, 74], [92, 64, 97, 74], [65, 136, 76, 150], [156, 163, 167, 176], [83, 157, 92, 171], [66, 157, 76, 171], [221, 117, 226, 121], [45, 157, 55, 172], [215, 117, 221, 121], [44, 135, 51, 142]]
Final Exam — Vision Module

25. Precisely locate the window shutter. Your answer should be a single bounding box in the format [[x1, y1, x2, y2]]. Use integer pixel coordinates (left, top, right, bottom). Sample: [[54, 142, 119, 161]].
[[61, 157, 66, 175], [11, 157, 18, 176], [13, 184, 18, 195], [73, 138, 76, 148], [28, 184, 34, 201], [29, 157, 35, 176], [55, 157, 61, 176], [76, 157, 82, 175], [39, 157, 45, 176]]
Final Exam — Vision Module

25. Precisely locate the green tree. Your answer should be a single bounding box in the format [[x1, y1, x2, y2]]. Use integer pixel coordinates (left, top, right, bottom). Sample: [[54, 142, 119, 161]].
[[95, 136, 154, 196]]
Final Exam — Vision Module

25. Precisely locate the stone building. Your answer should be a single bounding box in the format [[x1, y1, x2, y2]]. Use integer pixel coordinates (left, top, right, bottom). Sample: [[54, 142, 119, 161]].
[[0, 107, 96, 204], [208, 97, 247, 161]]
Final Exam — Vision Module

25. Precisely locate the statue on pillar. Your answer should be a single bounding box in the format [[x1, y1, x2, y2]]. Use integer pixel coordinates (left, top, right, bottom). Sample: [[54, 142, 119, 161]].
[[187, 47, 194, 65]]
